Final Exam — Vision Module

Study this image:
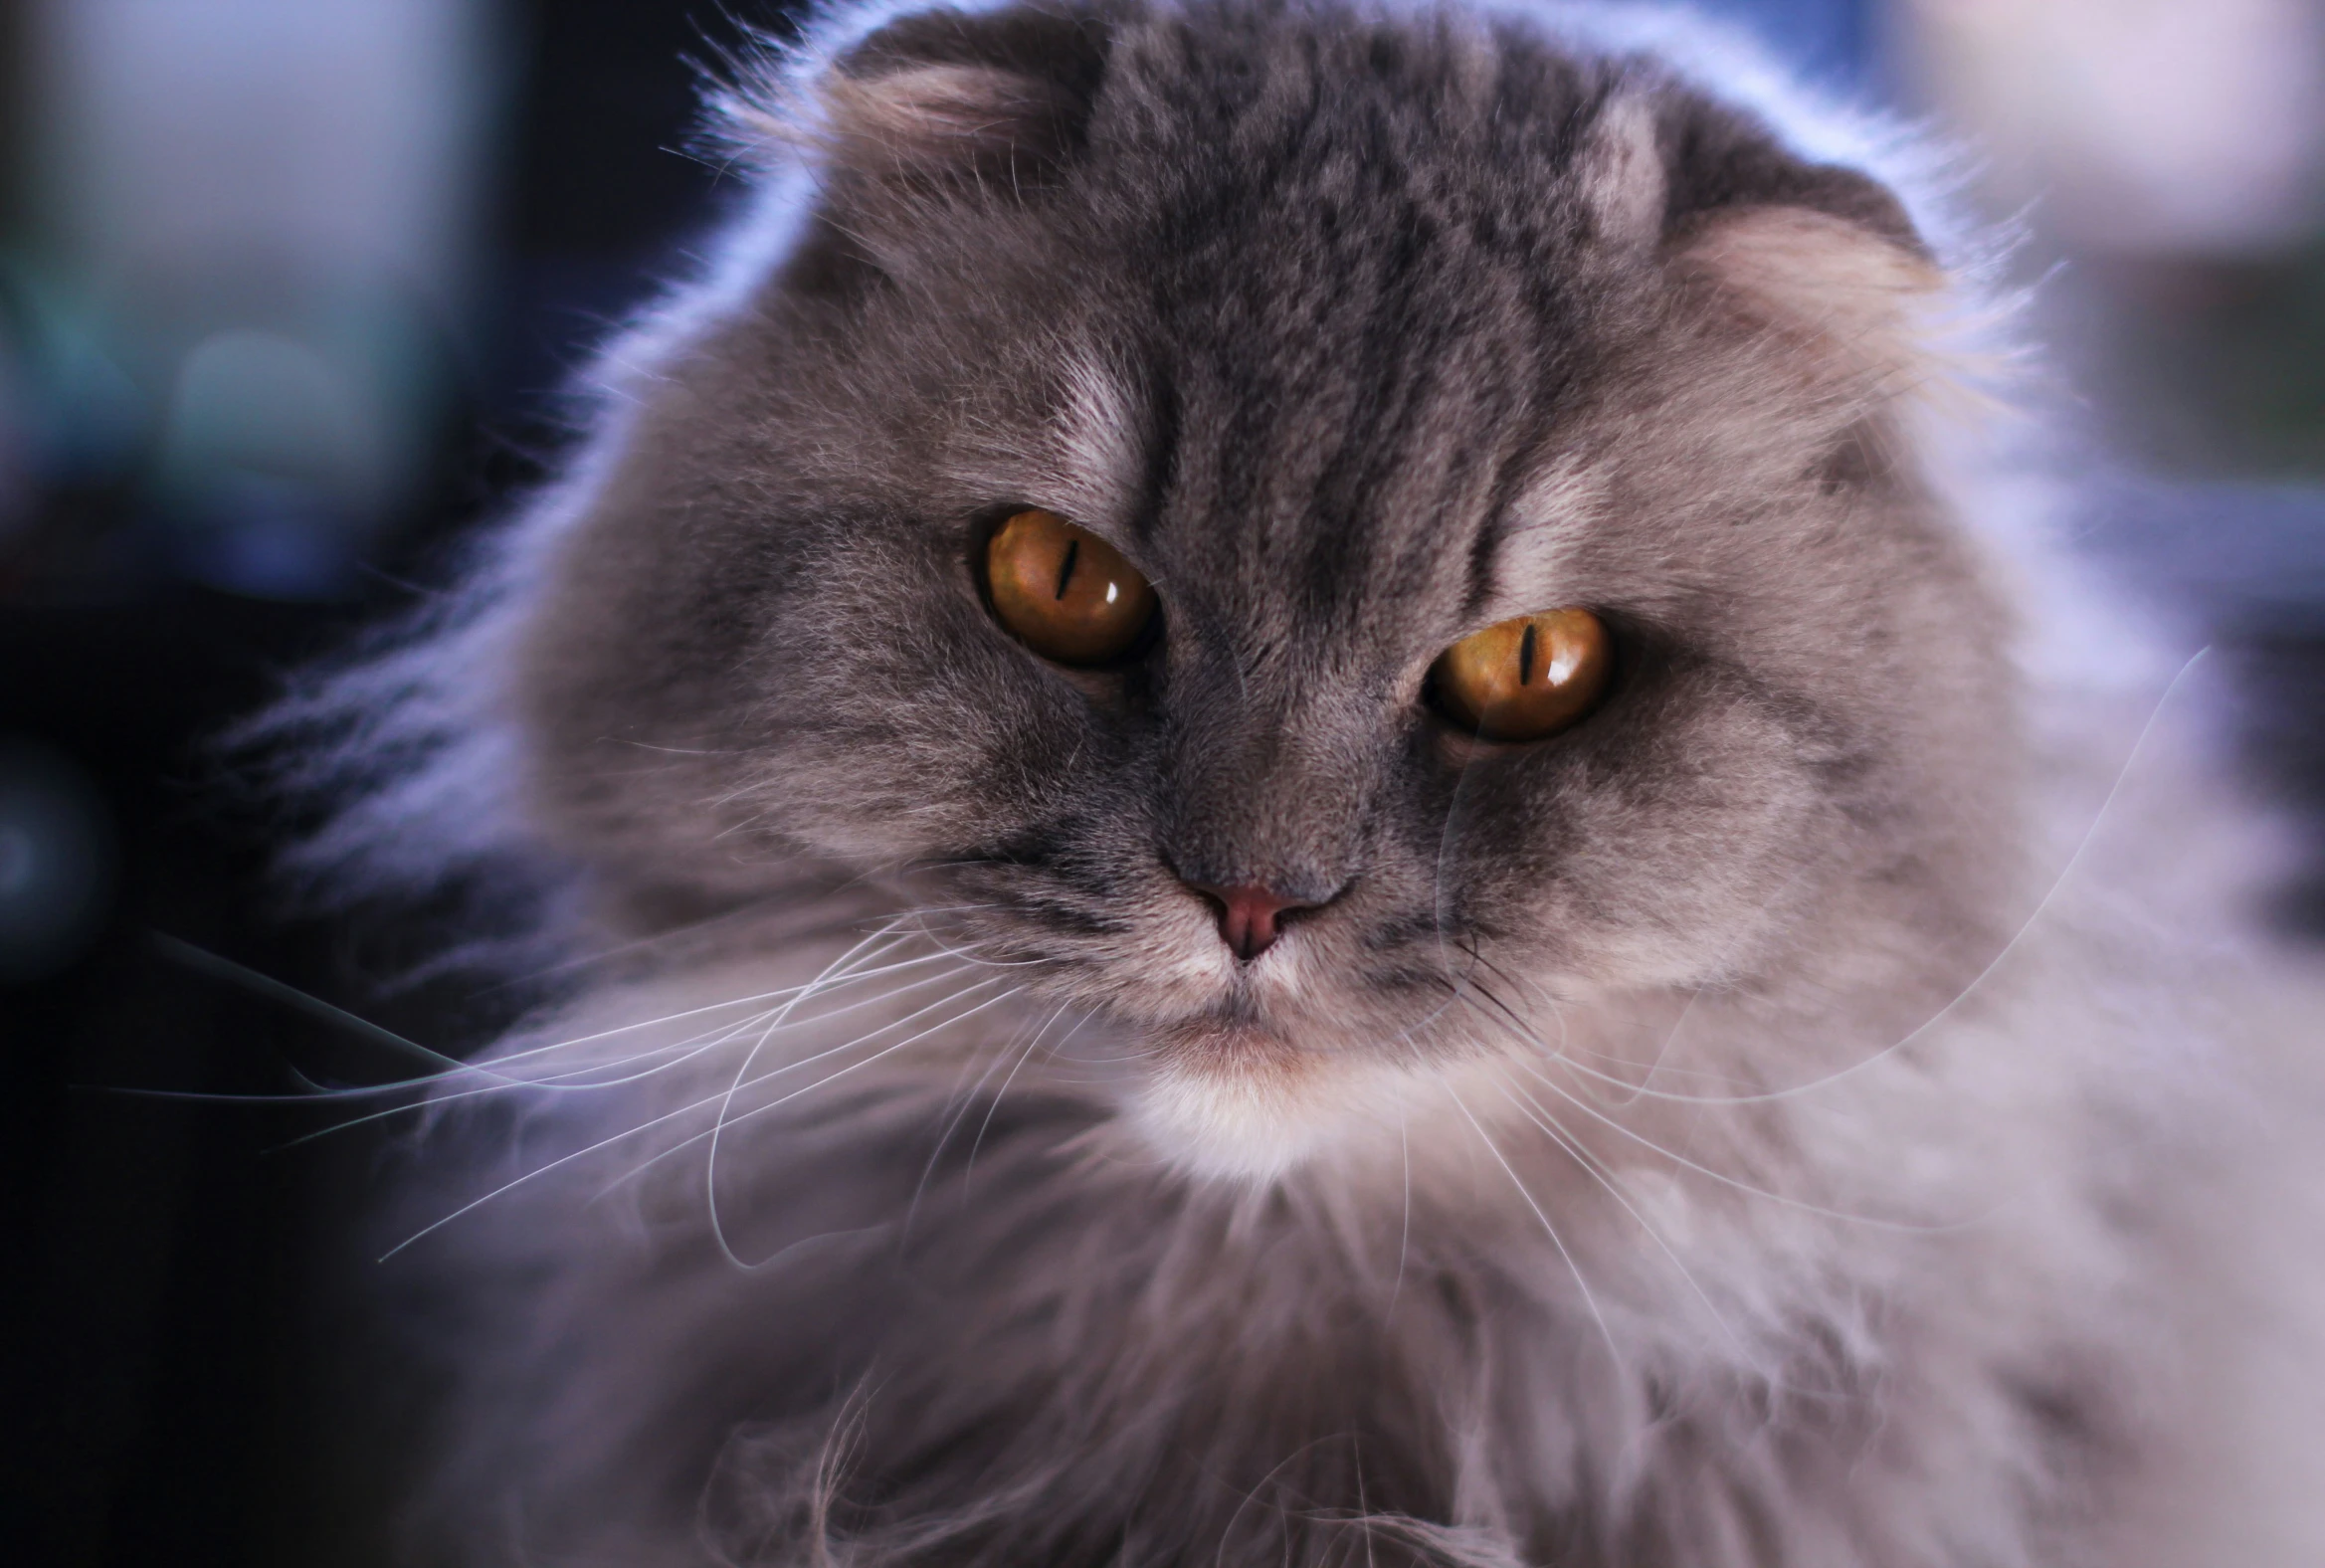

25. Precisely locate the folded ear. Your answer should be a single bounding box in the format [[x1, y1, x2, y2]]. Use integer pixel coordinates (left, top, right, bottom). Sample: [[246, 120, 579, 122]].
[[722, 4, 1112, 194], [1645, 93, 1947, 377], [1675, 203, 1944, 369]]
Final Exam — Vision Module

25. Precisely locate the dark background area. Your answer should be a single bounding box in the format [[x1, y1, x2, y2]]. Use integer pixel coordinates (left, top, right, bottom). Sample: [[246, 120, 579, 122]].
[[4, 2, 2321, 1565], [7, 5, 793, 1563]]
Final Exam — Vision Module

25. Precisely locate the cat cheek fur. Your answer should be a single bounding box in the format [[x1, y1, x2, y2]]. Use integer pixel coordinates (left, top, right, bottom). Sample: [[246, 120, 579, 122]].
[[267, 2, 2325, 1563]]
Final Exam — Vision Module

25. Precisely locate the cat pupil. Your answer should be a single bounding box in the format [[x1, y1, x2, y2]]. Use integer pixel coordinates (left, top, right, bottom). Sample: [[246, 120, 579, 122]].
[[1518, 622, 1538, 686], [1055, 537, 1079, 601]]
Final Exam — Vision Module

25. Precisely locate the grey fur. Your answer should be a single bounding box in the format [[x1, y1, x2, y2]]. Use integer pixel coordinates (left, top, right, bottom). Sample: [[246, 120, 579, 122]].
[[277, 2, 2325, 1563]]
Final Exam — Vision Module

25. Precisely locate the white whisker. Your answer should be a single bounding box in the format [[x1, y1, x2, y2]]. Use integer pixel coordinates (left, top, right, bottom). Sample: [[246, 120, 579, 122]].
[[1447, 1088, 1624, 1377], [382, 970, 1011, 1260], [963, 1003, 1080, 1182], [1386, 1112, 1413, 1325], [1542, 649, 2208, 1110], [690, 987, 1033, 1269], [292, 941, 978, 1145], [1487, 1069, 1747, 1356], [1499, 1041, 1972, 1233], [704, 925, 999, 1267]]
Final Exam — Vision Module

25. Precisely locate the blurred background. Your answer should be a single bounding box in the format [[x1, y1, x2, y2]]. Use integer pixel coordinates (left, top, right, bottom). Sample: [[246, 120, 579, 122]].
[[5, 1, 2322, 1563]]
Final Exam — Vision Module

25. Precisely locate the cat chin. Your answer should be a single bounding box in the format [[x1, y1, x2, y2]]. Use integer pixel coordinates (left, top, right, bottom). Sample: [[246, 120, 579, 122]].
[[1122, 1022, 1453, 1183]]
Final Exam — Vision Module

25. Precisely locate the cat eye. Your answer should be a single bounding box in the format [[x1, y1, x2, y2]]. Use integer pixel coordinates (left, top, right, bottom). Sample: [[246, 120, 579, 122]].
[[983, 507, 1157, 667], [1430, 608, 1612, 742]]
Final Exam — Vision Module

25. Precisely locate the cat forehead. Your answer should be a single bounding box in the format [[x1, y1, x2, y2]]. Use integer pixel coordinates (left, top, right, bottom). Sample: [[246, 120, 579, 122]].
[[933, 350, 1148, 535], [939, 340, 1614, 651], [868, 3, 1937, 622], [933, 346, 1847, 681]]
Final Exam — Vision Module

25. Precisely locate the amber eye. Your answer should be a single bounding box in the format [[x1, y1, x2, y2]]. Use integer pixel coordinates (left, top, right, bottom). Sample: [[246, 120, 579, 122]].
[[983, 507, 1157, 667], [1430, 608, 1612, 742]]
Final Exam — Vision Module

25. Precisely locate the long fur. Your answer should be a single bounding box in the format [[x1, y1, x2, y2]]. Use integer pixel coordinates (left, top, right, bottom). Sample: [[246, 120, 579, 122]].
[[272, 3, 2325, 1563]]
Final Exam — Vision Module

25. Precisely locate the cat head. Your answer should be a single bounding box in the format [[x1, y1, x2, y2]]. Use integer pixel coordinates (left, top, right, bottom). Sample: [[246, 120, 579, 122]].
[[366, 0, 2022, 1176]]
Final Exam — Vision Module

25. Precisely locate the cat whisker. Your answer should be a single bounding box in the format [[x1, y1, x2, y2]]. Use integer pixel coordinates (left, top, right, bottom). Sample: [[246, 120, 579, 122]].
[[1386, 1114, 1413, 1325], [396, 928, 941, 1093], [577, 1012, 952, 1217], [704, 987, 827, 1267], [1447, 982, 1860, 1219], [151, 932, 473, 1081], [1427, 734, 1496, 1001], [607, 738, 742, 756], [893, 911, 1054, 969], [288, 956, 989, 1147], [383, 967, 1010, 1260], [902, 1007, 1066, 1233], [1496, 1035, 1978, 1233], [131, 935, 840, 1143], [587, 960, 1014, 1203], [276, 1016, 784, 1149], [1211, 1428, 1365, 1562], [1521, 649, 2210, 1112], [700, 922, 995, 1266], [963, 1004, 1085, 1182], [1447, 1086, 1625, 1378], [699, 984, 1032, 1267], [441, 927, 933, 1077], [1589, 873, 1802, 1105], [710, 808, 787, 843], [1485, 1068, 1750, 1358], [1446, 958, 1575, 1075]]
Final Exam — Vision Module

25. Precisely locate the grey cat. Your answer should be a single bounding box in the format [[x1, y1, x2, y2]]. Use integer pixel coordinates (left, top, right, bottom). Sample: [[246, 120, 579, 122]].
[[276, 1, 2325, 1563]]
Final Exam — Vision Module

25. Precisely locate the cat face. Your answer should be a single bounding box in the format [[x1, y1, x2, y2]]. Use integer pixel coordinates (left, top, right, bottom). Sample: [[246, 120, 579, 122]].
[[513, 1, 2017, 1172]]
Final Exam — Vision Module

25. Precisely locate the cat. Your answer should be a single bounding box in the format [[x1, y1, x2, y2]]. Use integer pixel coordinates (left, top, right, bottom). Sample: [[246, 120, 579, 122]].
[[270, 0, 2325, 1563]]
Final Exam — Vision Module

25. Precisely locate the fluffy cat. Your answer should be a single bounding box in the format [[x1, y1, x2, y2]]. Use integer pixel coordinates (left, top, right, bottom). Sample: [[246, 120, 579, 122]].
[[276, 1, 2325, 1562]]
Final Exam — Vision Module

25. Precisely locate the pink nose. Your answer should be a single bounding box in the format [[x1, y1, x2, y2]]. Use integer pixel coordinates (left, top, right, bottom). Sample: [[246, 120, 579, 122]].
[[1186, 882, 1317, 961]]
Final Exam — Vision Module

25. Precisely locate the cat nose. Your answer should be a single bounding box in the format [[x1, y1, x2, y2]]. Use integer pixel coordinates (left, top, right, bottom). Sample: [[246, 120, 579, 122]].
[[1184, 881, 1322, 961]]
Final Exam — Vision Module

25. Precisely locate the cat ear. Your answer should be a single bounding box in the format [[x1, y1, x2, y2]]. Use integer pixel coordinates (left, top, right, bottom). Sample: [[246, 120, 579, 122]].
[[1576, 83, 1938, 350], [1655, 96, 1946, 377], [721, 5, 1112, 193], [1674, 202, 1943, 370], [1576, 90, 1668, 254], [1657, 87, 1929, 255]]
